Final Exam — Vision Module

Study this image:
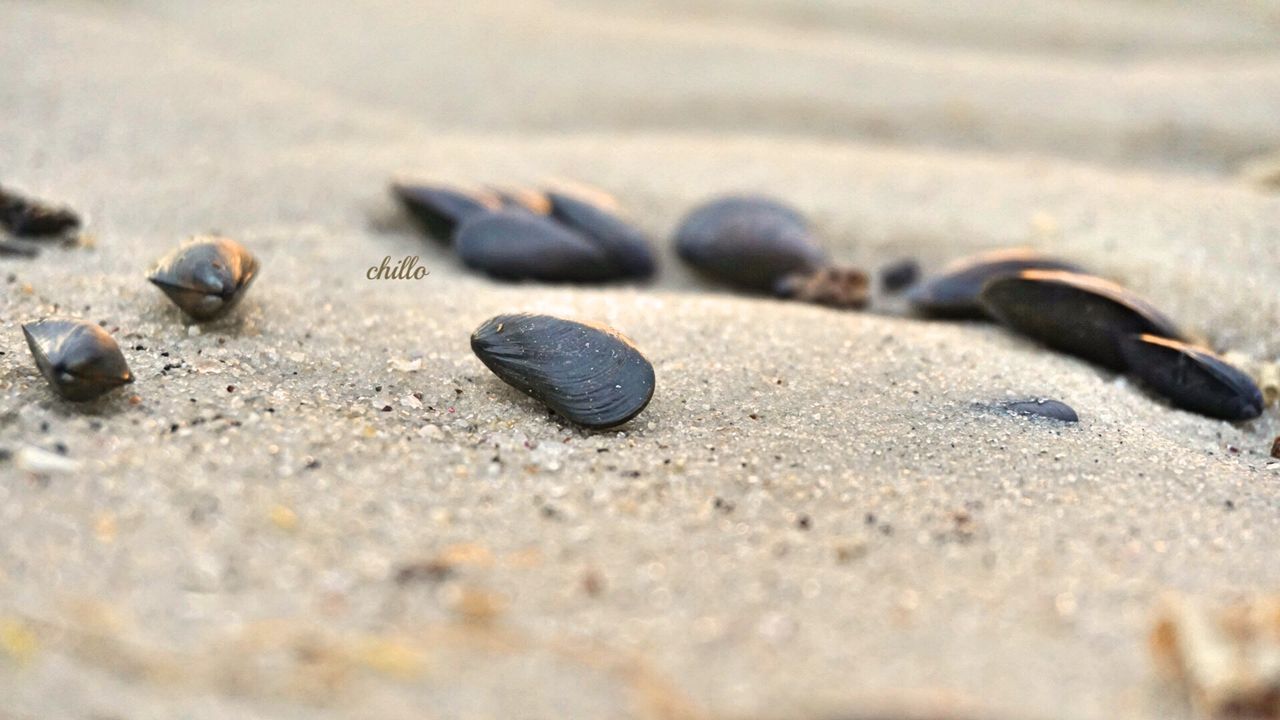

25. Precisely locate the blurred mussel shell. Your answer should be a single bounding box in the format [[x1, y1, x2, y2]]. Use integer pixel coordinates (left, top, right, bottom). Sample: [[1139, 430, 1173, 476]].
[[148, 236, 259, 321], [547, 191, 656, 279], [675, 195, 827, 292], [979, 269, 1183, 371], [22, 319, 133, 401], [391, 182, 500, 243], [1119, 334, 1263, 420], [0, 185, 81, 238], [908, 248, 1084, 319], [455, 210, 624, 282], [470, 313, 656, 429]]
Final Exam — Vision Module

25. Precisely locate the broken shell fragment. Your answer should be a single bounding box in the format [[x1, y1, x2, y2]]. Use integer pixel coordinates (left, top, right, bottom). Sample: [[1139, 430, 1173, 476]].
[[908, 248, 1084, 318], [979, 270, 1183, 371], [1119, 334, 1263, 421], [1003, 398, 1078, 423], [147, 236, 259, 321], [470, 313, 655, 429], [674, 195, 826, 292], [773, 267, 869, 310], [391, 182, 500, 243], [22, 319, 133, 401], [0, 185, 81, 238], [455, 210, 623, 282], [547, 191, 656, 279]]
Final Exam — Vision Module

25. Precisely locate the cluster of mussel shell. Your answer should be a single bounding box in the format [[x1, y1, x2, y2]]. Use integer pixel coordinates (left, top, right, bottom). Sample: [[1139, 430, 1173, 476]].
[[395, 181, 1266, 428], [21, 235, 259, 401]]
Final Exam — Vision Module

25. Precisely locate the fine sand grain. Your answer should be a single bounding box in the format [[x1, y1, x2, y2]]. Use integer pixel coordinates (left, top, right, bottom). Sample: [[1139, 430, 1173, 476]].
[[2, 2, 1279, 719]]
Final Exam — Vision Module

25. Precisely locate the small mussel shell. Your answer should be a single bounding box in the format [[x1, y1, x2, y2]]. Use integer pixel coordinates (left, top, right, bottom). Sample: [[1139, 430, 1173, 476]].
[[1003, 398, 1079, 422], [547, 191, 656, 279], [0, 185, 81, 238], [148, 236, 259, 321], [907, 248, 1084, 318], [471, 313, 655, 429], [22, 319, 133, 401], [980, 270, 1183, 371], [1119, 334, 1263, 420], [674, 195, 827, 291], [455, 210, 623, 282], [773, 266, 869, 309], [391, 182, 500, 243]]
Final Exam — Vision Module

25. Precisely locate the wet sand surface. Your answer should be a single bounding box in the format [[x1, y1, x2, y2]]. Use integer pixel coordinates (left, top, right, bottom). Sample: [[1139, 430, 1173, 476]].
[[2, 1, 1280, 718]]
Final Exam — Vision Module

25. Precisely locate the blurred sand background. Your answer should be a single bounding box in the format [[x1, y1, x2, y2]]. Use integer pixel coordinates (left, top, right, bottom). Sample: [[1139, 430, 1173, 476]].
[[2, 1, 1280, 718]]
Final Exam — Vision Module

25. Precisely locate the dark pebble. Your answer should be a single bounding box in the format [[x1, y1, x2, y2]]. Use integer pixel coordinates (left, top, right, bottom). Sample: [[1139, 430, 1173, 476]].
[[878, 258, 920, 293], [1003, 398, 1079, 423]]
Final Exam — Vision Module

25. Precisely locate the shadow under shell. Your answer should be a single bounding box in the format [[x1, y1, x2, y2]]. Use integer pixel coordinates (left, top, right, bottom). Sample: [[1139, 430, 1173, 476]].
[[22, 319, 133, 401], [1119, 334, 1263, 421], [979, 270, 1183, 371], [470, 313, 656, 429]]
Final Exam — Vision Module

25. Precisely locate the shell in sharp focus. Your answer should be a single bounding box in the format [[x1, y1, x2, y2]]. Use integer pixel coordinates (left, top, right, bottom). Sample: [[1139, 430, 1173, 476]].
[[454, 210, 624, 282], [147, 236, 259, 321], [547, 191, 657, 279], [391, 182, 500, 243], [22, 319, 133, 401], [1119, 334, 1263, 421], [979, 270, 1183, 371], [674, 195, 827, 292], [907, 248, 1085, 319], [470, 313, 656, 429], [1003, 398, 1079, 422], [0, 185, 81, 238]]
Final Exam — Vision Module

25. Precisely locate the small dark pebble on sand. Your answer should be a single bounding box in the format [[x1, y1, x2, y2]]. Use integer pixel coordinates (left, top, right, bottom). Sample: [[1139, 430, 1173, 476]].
[[1003, 398, 1079, 423], [878, 258, 920, 293]]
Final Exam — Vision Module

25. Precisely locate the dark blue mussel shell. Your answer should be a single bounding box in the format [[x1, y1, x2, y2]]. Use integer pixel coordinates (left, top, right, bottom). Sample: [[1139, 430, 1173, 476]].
[[392, 182, 500, 243], [22, 319, 134, 401], [908, 248, 1084, 319], [0, 185, 81, 238], [147, 236, 259, 322], [547, 191, 656, 279], [674, 195, 827, 292], [979, 270, 1183, 371], [471, 313, 656, 429], [1119, 334, 1263, 421], [456, 210, 623, 282]]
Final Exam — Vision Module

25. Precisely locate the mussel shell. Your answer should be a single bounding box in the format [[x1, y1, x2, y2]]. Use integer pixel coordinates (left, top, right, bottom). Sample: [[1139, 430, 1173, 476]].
[[0, 186, 81, 238], [22, 319, 133, 401], [471, 313, 655, 429], [148, 236, 259, 321], [907, 248, 1084, 319], [1003, 398, 1079, 422], [455, 210, 622, 282], [1119, 334, 1263, 420], [547, 191, 656, 279], [979, 270, 1183, 371], [674, 195, 826, 291], [391, 182, 500, 243]]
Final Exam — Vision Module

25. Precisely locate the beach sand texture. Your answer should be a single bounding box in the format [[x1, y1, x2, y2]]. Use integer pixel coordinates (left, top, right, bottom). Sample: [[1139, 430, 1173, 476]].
[[3, 1, 1280, 718]]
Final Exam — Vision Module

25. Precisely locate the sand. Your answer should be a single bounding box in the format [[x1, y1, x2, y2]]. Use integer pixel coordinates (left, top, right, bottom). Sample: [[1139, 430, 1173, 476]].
[[2, 1, 1279, 718]]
